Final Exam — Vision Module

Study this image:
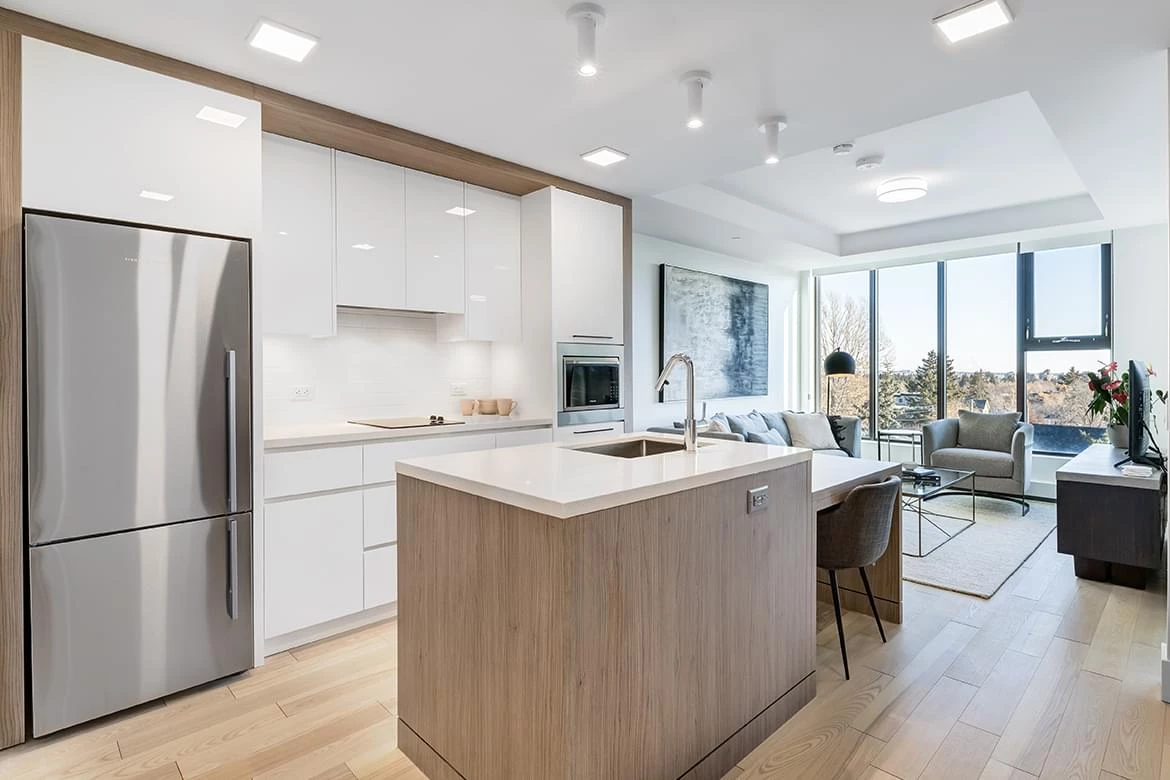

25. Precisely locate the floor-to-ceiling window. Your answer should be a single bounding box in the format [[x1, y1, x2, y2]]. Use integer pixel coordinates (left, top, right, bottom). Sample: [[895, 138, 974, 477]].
[[815, 242, 1113, 455], [945, 253, 1018, 418], [877, 263, 939, 430], [817, 271, 871, 435]]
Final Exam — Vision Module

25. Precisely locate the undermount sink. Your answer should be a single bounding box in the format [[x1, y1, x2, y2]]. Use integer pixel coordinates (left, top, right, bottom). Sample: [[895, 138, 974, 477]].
[[574, 437, 703, 459]]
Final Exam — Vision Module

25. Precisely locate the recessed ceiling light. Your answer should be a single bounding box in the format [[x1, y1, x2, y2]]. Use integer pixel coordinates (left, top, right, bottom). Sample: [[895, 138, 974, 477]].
[[139, 190, 174, 202], [581, 146, 628, 166], [278, 231, 289, 236], [876, 177, 928, 203], [758, 116, 787, 165], [195, 105, 247, 128], [680, 70, 712, 130], [351, 243, 375, 251], [933, 0, 1013, 43], [833, 143, 855, 156], [566, 3, 606, 77], [445, 207, 476, 216], [248, 19, 318, 62], [856, 155, 884, 171]]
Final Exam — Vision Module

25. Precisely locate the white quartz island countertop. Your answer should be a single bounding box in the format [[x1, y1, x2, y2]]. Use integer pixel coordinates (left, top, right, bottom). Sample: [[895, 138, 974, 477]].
[[395, 433, 812, 518], [264, 415, 553, 450]]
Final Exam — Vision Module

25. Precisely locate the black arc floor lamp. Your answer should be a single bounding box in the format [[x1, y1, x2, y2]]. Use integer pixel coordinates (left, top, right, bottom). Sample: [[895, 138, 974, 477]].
[[824, 350, 856, 415]]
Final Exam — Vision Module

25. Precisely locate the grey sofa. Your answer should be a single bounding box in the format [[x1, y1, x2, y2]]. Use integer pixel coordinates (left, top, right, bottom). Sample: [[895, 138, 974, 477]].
[[922, 412, 1033, 515], [647, 411, 862, 458]]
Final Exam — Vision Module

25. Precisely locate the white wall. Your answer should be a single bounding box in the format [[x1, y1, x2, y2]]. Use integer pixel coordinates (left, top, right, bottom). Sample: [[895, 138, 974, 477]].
[[263, 310, 493, 427], [1112, 223, 1170, 453], [631, 234, 800, 431]]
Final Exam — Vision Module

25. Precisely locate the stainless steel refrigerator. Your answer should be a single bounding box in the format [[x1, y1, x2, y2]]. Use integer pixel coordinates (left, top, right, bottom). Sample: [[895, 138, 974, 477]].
[[24, 212, 254, 737]]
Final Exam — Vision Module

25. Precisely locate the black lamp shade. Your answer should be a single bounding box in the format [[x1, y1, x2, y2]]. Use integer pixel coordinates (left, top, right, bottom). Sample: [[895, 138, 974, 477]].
[[823, 350, 856, 377]]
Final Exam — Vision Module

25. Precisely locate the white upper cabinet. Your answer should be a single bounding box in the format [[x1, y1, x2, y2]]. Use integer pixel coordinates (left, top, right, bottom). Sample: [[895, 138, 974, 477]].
[[261, 134, 336, 337], [22, 38, 261, 239], [439, 185, 522, 342], [335, 151, 407, 310], [405, 171, 466, 314], [550, 189, 624, 343]]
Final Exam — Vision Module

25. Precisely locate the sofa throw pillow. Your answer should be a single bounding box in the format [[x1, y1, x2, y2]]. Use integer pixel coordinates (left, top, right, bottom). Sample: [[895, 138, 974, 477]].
[[707, 413, 731, 434], [746, 429, 787, 446], [781, 412, 841, 451], [957, 409, 1020, 453], [725, 411, 768, 437], [756, 410, 792, 444], [826, 415, 853, 456]]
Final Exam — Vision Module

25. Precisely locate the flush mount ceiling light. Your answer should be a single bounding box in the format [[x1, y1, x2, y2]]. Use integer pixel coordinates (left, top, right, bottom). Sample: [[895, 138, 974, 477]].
[[196, 105, 247, 128], [758, 116, 788, 165], [581, 146, 628, 166], [856, 155, 884, 171], [248, 19, 318, 62], [933, 0, 1013, 43], [680, 70, 712, 129], [833, 143, 855, 156], [876, 177, 928, 203], [566, 3, 606, 77], [139, 190, 174, 202], [351, 243, 375, 250], [445, 207, 476, 216]]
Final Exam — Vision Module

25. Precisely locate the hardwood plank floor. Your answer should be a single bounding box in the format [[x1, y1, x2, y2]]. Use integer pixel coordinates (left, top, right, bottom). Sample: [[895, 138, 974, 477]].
[[0, 532, 1163, 779]]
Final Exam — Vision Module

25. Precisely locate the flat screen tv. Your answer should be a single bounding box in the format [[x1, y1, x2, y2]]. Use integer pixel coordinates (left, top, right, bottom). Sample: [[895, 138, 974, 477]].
[[1127, 359, 1160, 466]]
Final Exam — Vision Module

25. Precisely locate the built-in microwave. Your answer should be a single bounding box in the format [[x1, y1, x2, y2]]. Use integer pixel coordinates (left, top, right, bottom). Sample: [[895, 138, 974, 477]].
[[557, 343, 624, 426]]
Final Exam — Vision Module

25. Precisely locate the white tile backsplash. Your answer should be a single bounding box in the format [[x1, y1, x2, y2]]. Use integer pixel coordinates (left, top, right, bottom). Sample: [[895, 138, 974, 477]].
[[263, 309, 493, 426]]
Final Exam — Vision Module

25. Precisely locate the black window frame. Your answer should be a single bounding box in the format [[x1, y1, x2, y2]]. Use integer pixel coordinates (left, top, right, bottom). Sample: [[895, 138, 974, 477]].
[[815, 242, 1113, 455]]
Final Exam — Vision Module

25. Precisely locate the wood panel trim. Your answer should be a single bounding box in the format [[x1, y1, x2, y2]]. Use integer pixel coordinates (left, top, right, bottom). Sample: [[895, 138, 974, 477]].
[[0, 6, 632, 207], [0, 27, 24, 749]]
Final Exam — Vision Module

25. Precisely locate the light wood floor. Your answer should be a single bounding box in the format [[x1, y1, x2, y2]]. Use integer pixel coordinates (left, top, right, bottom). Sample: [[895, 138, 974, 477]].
[[1, 531, 1165, 779]]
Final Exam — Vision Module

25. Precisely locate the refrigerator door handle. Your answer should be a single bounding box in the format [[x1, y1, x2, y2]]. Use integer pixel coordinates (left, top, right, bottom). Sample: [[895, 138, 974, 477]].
[[225, 349, 237, 514], [227, 517, 239, 620]]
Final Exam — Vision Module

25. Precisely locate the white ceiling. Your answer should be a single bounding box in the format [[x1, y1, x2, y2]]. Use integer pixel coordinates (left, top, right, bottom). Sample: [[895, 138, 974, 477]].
[[10, 0, 1170, 268]]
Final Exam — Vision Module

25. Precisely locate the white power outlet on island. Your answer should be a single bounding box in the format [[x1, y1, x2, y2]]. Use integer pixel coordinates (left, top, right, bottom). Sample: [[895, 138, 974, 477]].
[[290, 385, 315, 401], [450, 382, 468, 396]]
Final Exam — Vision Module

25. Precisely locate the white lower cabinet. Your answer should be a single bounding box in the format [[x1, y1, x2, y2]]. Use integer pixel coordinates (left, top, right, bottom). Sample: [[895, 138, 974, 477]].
[[362, 485, 397, 547], [364, 546, 398, 609], [554, 421, 624, 442], [265, 491, 365, 638], [496, 428, 555, 448]]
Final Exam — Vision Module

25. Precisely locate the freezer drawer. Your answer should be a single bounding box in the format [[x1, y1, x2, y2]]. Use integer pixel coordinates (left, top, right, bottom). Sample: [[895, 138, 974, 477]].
[[29, 514, 253, 736]]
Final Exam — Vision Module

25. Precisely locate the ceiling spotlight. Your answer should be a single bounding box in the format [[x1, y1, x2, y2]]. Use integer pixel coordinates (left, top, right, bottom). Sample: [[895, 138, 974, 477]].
[[758, 116, 787, 165], [877, 177, 928, 203], [247, 19, 318, 62], [933, 0, 1013, 43], [581, 146, 628, 166], [680, 70, 712, 130], [566, 3, 606, 77], [833, 143, 855, 156], [856, 155, 884, 171]]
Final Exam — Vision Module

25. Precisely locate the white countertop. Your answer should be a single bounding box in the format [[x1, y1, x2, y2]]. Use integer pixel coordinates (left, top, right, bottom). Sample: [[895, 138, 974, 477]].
[[1056, 443, 1165, 491], [395, 433, 812, 518], [264, 416, 554, 450]]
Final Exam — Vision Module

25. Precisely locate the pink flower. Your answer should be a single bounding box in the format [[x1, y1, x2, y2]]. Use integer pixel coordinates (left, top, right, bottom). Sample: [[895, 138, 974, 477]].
[[1105, 380, 1122, 391], [1113, 391, 1128, 404], [1147, 363, 1158, 377], [1104, 361, 1118, 374]]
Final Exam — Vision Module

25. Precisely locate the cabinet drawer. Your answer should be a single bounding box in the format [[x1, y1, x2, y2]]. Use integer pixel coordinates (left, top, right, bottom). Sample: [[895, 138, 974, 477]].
[[363, 485, 397, 548], [364, 546, 398, 609], [265, 492, 364, 638], [554, 422, 624, 443], [496, 428, 554, 448], [264, 446, 363, 499], [363, 433, 495, 484]]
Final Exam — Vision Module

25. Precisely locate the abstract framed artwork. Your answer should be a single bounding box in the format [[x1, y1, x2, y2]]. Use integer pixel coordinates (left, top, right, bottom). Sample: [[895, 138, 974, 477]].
[[659, 264, 769, 401]]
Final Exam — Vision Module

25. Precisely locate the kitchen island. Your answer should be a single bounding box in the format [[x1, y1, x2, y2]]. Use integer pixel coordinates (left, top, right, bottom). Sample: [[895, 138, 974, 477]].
[[395, 434, 816, 780]]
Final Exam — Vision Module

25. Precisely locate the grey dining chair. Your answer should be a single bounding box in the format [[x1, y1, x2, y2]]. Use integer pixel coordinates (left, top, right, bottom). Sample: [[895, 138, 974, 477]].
[[817, 475, 901, 680]]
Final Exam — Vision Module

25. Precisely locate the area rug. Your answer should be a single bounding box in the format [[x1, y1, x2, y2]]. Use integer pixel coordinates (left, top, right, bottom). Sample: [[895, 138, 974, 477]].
[[901, 494, 1056, 598]]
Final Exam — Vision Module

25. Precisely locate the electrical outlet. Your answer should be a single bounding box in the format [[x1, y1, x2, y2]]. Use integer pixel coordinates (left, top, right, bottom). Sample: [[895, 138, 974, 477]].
[[290, 385, 314, 402], [747, 486, 769, 514], [450, 382, 468, 397]]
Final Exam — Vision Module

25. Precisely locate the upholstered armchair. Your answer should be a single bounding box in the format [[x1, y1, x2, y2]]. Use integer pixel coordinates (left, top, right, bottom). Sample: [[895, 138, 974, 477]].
[[922, 412, 1033, 514]]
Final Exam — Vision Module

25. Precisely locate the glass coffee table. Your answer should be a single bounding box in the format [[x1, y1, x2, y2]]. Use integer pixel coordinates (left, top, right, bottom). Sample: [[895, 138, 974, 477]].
[[901, 466, 976, 558]]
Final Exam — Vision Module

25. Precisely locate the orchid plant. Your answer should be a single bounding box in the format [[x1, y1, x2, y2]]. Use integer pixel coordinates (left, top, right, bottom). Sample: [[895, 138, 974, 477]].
[[1085, 361, 1167, 428]]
